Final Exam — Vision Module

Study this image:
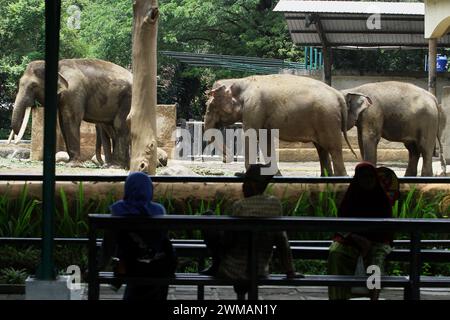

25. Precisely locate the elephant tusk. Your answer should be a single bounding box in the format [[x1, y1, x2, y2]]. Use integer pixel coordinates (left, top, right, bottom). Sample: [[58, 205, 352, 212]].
[[13, 107, 31, 144], [7, 130, 14, 144]]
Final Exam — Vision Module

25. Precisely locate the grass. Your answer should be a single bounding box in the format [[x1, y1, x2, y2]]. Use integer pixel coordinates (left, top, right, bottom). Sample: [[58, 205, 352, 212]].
[[0, 184, 41, 237], [0, 267, 28, 285]]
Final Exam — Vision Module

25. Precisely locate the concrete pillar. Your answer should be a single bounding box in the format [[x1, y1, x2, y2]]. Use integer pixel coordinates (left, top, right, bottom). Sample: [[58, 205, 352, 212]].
[[441, 86, 450, 162], [428, 38, 438, 97], [26, 276, 82, 300], [322, 46, 332, 86]]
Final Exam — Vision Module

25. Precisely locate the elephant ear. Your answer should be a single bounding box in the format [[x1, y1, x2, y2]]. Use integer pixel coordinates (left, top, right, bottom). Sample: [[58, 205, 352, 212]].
[[223, 83, 242, 114], [207, 84, 225, 97], [345, 92, 372, 129], [57, 73, 69, 95]]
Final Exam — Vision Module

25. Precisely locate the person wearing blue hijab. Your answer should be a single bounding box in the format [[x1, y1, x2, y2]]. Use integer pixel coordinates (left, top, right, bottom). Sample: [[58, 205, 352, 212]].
[[110, 172, 166, 217], [99, 172, 176, 300]]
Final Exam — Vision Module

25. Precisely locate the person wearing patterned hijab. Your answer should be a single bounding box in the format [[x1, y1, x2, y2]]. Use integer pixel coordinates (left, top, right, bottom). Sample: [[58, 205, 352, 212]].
[[328, 162, 395, 300]]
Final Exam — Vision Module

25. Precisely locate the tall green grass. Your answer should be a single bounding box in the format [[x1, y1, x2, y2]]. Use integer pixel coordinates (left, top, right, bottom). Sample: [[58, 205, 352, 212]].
[[0, 183, 448, 239], [0, 184, 41, 237]]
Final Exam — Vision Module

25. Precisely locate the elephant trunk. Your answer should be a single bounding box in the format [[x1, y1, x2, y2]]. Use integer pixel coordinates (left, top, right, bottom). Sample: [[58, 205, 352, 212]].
[[11, 92, 33, 134], [11, 105, 26, 135]]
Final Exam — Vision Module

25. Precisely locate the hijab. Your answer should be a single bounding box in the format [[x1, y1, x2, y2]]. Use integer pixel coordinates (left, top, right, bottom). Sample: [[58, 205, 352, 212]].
[[339, 162, 393, 243], [110, 172, 166, 217]]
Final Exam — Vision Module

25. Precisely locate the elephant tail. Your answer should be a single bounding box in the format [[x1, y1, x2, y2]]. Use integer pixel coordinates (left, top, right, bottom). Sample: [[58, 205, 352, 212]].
[[338, 95, 358, 159], [437, 103, 447, 175]]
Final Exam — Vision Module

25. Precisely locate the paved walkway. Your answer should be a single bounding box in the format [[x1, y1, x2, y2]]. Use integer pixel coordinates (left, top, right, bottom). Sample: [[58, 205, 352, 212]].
[[4, 285, 449, 300]]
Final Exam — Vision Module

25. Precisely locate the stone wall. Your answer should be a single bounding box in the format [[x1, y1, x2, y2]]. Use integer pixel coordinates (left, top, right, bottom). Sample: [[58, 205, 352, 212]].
[[31, 108, 95, 161], [157, 104, 177, 158], [30, 104, 177, 161]]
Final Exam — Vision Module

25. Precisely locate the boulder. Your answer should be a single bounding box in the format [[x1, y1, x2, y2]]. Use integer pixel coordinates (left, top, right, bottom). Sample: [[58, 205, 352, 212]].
[[9, 148, 30, 160], [158, 164, 198, 176], [0, 148, 14, 158], [157, 147, 168, 168], [55, 151, 70, 163]]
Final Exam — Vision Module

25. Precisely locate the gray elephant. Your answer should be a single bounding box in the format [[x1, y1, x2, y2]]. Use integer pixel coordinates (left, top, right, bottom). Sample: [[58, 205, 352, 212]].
[[11, 59, 132, 168], [204, 74, 356, 176], [343, 81, 446, 176]]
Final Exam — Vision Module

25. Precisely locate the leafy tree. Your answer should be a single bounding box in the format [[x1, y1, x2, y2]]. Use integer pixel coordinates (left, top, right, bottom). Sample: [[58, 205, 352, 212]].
[[78, 0, 133, 67]]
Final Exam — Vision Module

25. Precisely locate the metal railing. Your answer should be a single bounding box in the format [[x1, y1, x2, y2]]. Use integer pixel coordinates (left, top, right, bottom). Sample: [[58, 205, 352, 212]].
[[88, 214, 450, 301], [2, 174, 450, 184]]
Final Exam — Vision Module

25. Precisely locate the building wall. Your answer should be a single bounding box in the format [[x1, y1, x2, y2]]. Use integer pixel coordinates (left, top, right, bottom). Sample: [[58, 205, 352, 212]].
[[425, 0, 450, 38]]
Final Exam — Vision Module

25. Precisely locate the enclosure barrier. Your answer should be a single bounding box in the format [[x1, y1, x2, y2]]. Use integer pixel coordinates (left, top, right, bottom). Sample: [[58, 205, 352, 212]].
[[4, 175, 450, 183], [2, 174, 450, 300], [88, 214, 450, 301]]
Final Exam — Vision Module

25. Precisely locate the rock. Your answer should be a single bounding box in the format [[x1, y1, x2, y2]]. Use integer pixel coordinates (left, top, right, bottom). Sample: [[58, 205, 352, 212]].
[[0, 148, 15, 158], [157, 147, 168, 168], [9, 148, 30, 160], [158, 164, 198, 176], [55, 151, 70, 163]]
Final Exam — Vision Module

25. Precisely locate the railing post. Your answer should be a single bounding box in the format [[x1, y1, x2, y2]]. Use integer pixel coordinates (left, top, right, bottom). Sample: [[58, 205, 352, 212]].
[[408, 231, 421, 300], [88, 223, 99, 300], [197, 257, 205, 300], [248, 231, 258, 300]]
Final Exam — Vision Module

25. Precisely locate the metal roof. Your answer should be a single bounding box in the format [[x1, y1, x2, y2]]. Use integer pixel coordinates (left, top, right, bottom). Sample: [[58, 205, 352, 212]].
[[160, 51, 310, 74], [275, 1, 424, 15], [274, 0, 450, 48]]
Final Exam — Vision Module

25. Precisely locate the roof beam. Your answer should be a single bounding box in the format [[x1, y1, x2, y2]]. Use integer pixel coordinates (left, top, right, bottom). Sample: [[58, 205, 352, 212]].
[[305, 14, 329, 47], [294, 42, 448, 48], [291, 30, 426, 35], [285, 15, 424, 22]]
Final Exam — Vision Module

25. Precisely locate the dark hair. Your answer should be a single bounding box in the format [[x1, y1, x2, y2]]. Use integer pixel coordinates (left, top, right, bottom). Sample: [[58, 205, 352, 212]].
[[241, 164, 273, 197]]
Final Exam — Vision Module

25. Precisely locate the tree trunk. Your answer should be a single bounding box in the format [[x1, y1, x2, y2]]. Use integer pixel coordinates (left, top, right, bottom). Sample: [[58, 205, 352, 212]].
[[128, 0, 159, 173]]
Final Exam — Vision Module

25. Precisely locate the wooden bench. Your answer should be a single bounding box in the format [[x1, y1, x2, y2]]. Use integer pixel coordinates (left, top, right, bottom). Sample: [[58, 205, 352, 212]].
[[88, 214, 450, 300]]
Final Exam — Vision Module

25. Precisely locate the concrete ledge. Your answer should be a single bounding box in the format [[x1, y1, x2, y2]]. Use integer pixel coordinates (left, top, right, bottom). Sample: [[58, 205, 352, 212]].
[[279, 148, 409, 162], [25, 276, 82, 300]]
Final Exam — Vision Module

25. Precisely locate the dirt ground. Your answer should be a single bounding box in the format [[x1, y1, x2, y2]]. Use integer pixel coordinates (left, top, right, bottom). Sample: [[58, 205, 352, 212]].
[[0, 156, 447, 177]]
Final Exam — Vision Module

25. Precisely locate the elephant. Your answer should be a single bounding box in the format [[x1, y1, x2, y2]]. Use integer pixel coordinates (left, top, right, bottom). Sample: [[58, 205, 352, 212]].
[[204, 74, 356, 176], [11, 59, 132, 168], [342, 81, 446, 176]]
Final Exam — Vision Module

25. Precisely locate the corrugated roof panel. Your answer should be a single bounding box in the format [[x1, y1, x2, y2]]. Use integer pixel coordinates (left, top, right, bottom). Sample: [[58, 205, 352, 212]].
[[320, 19, 423, 33], [274, 1, 424, 15], [292, 33, 321, 45], [279, 3, 450, 47]]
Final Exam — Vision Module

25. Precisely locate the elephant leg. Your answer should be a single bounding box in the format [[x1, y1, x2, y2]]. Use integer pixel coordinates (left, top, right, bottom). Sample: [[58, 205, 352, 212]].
[[113, 122, 130, 169], [58, 106, 82, 165], [244, 134, 250, 170], [404, 143, 419, 177], [100, 125, 113, 165], [243, 128, 258, 171], [328, 146, 347, 176], [357, 125, 364, 160], [111, 94, 131, 169], [314, 143, 333, 177], [419, 140, 434, 177], [260, 129, 279, 174]]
